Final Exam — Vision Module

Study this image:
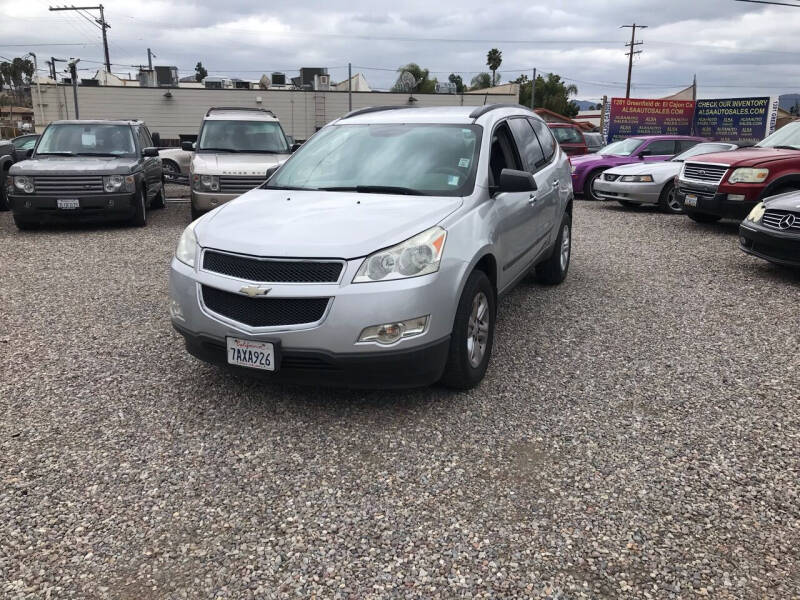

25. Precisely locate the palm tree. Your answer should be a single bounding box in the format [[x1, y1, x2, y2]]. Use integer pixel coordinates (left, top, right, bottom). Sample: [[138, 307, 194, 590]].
[[486, 49, 502, 87]]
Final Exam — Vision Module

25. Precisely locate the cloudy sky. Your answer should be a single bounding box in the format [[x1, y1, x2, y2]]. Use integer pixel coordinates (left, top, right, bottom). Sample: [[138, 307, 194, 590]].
[[0, 0, 797, 102]]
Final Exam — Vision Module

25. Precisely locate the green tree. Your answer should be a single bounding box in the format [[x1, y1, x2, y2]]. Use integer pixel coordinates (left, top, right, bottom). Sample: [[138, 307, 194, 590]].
[[448, 73, 464, 93], [515, 73, 579, 117], [469, 72, 492, 91], [392, 63, 436, 94], [0, 57, 34, 105], [195, 61, 208, 82], [486, 48, 502, 86]]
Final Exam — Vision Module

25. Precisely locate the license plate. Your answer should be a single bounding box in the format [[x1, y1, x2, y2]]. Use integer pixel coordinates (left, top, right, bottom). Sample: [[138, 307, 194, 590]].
[[226, 337, 275, 371], [684, 194, 698, 208], [57, 198, 80, 210]]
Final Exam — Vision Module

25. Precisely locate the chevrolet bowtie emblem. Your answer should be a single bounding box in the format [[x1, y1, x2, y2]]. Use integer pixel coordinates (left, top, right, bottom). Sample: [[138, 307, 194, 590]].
[[239, 285, 271, 297]]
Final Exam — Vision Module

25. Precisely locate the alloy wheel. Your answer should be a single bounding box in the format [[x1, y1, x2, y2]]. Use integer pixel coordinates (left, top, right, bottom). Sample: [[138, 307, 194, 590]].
[[467, 291, 490, 368]]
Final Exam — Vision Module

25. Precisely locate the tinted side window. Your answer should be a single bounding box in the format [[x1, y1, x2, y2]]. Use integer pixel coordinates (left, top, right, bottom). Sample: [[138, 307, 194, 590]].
[[508, 117, 545, 173], [529, 118, 556, 161], [645, 140, 676, 155], [676, 139, 700, 153], [136, 127, 152, 150]]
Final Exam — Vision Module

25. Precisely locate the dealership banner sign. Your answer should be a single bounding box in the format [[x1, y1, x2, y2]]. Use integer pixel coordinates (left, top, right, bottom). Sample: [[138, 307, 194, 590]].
[[692, 97, 779, 144], [604, 98, 696, 143]]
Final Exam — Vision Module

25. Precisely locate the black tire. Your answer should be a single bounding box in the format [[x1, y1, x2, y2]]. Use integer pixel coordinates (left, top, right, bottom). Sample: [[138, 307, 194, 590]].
[[658, 181, 682, 214], [162, 160, 180, 182], [190, 205, 204, 221], [439, 270, 496, 390], [0, 169, 9, 211], [535, 212, 572, 285], [151, 180, 166, 209], [687, 211, 721, 224], [618, 200, 639, 208], [13, 214, 39, 230], [130, 186, 147, 227], [583, 170, 604, 201]]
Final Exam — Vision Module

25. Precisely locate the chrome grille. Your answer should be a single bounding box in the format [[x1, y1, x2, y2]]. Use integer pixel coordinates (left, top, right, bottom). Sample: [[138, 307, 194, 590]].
[[761, 209, 800, 232], [683, 163, 728, 184], [34, 175, 104, 195], [219, 176, 265, 194]]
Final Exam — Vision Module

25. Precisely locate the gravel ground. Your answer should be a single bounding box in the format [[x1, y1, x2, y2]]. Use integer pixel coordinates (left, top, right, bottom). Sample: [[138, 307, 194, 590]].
[[1, 195, 799, 599]]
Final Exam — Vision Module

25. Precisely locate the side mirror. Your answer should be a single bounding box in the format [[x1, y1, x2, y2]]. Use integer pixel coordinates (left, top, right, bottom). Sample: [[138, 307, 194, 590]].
[[265, 165, 279, 180], [497, 168, 537, 193], [25, 148, 34, 158], [143, 146, 159, 157], [285, 135, 295, 145], [151, 132, 161, 147], [290, 142, 302, 153], [638, 150, 651, 158], [181, 141, 195, 151]]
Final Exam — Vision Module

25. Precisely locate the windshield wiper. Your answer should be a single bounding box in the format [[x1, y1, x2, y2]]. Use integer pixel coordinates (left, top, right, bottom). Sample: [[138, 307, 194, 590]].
[[262, 184, 317, 191], [76, 152, 122, 157], [198, 147, 239, 153], [36, 151, 75, 156], [319, 185, 428, 196], [769, 145, 800, 151]]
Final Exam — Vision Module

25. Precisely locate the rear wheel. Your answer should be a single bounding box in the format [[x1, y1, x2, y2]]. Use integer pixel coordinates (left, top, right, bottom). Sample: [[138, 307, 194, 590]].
[[162, 160, 180, 182], [440, 270, 496, 390], [658, 181, 682, 214], [583, 170, 604, 201], [687, 211, 721, 224], [130, 186, 147, 227], [535, 212, 572, 285]]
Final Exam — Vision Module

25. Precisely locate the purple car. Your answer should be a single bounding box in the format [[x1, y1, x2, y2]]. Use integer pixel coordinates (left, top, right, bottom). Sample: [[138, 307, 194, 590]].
[[572, 135, 706, 201]]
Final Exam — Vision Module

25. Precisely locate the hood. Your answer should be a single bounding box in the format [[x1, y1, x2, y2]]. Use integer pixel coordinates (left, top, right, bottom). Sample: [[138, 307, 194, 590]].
[[570, 153, 631, 170], [764, 190, 800, 211], [197, 189, 462, 259], [606, 160, 680, 177], [9, 156, 138, 175], [686, 147, 800, 168], [191, 152, 291, 176]]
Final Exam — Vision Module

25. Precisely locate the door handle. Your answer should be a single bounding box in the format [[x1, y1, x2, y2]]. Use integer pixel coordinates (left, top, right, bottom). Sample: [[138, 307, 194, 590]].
[[552, 179, 560, 188], [528, 193, 537, 206]]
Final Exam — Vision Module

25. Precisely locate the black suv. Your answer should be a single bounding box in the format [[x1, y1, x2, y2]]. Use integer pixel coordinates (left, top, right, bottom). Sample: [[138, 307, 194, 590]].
[[6, 120, 164, 229], [0, 134, 40, 211]]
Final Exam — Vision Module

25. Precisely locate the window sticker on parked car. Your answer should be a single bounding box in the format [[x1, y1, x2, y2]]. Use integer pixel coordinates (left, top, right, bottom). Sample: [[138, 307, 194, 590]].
[[458, 158, 470, 168], [81, 133, 96, 146], [448, 175, 460, 186]]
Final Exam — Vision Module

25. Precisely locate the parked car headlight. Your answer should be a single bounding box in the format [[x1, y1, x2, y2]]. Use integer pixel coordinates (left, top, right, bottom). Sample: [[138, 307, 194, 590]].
[[175, 222, 199, 267], [103, 174, 135, 193], [728, 168, 769, 184], [620, 174, 654, 183], [570, 164, 577, 174], [192, 174, 219, 192], [354, 226, 447, 283], [13, 175, 34, 194], [745, 202, 766, 223]]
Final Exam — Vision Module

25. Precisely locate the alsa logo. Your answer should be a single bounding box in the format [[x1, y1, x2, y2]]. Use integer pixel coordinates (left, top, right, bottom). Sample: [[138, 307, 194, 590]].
[[222, 170, 263, 176]]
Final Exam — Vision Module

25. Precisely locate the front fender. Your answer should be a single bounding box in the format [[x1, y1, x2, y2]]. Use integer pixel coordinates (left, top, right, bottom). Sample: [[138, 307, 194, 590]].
[[761, 175, 800, 199]]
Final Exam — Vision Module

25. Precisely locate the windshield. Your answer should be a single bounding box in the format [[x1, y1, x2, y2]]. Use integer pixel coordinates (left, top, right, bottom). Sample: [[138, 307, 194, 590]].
[[599, 138, 645, 156], [551, 127, 584, 144], [36, 124, 135, 156], [756, 121, 800, 150], [266, 124, 482, 196], [198, 120, 289, 153], [672, 143, 735, 162]]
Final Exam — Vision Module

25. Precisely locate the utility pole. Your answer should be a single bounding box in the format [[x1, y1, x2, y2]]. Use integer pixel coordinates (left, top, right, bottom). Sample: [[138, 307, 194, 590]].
[[621, 23, 647, 99], [692, 73, 697, 100], [49, 5, 111, 72], [348, 62, 352, 112], [147, 48, 155, 71], [68, 58, 80, 118], [531, 68, 536, 110]]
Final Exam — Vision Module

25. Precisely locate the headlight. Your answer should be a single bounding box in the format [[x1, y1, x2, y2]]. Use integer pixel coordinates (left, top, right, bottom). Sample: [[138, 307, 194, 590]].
[[570, 165, 577, 174], [353, 226, 446, 283], [103, 174, 135, 193], [13, 176, 34, 194], [175, 222, 199, 267], [192, 174, 219, 192], [746, 202, 766, 223], [728, 168, 769, 184], [620, 174, 654, 183]]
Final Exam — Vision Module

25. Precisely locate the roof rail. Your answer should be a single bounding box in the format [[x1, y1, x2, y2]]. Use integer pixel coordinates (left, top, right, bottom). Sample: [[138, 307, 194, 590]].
[[340, 105, 415, 120], [469, 103, 531, 120], [205, 106, 276, 117]]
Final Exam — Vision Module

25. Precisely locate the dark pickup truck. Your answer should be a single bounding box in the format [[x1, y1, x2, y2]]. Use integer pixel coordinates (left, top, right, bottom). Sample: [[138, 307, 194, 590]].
[[6, 119, 165, 229]]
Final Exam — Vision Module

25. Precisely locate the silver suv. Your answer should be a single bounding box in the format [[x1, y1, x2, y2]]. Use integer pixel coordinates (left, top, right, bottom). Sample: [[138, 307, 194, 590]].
[[187, 107, 292, 220], [169, 104, 573, 389]]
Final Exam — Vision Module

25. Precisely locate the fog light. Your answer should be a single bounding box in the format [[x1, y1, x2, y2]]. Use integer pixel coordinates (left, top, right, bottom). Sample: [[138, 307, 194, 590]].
[[169, 299, 185, 321], [358, 315, 429, 345], [728, 194, 746, 202]]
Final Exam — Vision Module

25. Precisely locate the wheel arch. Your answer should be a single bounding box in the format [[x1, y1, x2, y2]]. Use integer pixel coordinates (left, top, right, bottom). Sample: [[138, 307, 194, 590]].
[[761, 175, 800, 199]]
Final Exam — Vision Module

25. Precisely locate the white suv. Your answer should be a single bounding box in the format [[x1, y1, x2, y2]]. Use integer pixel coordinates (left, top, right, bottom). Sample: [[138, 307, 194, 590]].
[[186, 107, 292, 220]]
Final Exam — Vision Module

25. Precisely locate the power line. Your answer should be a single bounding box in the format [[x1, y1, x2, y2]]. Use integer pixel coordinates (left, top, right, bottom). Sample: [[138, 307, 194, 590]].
[[621, 24, 647, 99], [49, 5, 111, 71]]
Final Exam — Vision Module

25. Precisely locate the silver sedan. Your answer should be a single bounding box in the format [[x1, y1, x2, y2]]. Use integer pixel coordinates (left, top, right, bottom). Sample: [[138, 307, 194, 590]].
[[593, 142, 738, 213]]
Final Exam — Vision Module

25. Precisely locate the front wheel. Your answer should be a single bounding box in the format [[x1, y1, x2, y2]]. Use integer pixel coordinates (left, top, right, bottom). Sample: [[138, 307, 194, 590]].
[[151, 180, 166, 209], [687, 211, 721, 224], [439, 270, 496, 390], [130, 187, 147, 227], [583, 170, 604, 201], [535, 212, 572, 285], [0, 178, 8, 211], [658, 181, 682, 214]]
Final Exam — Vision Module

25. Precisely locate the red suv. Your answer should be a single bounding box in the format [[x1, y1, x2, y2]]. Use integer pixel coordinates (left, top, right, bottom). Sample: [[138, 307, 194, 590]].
[[676, 121, 800, 222], [547, 123, 588, 156]]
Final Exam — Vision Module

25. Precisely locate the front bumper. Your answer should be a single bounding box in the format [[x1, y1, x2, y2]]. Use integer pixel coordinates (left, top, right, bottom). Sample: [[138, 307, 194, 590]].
[[739, 222, 800, 268], [191, 190, 238, 212], [8, 192, 137, 222], [592, 178, 662, 204], [676, 178, 759, 220], [169, 253, 465, 387]]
